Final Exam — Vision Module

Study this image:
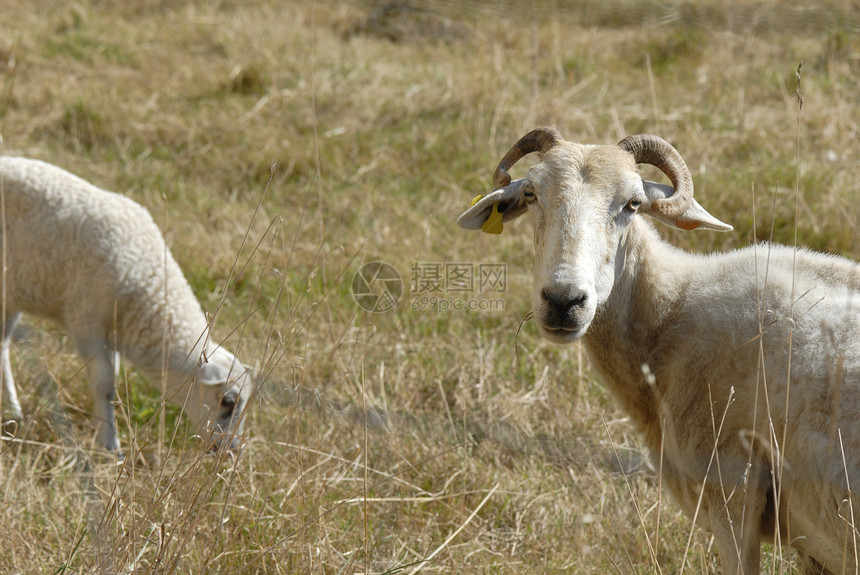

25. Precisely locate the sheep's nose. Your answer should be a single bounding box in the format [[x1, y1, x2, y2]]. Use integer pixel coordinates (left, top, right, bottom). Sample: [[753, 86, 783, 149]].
[[540, 287, 587, 315]]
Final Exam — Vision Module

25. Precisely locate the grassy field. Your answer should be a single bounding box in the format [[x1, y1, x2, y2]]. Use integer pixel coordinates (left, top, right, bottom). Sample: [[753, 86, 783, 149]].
[[3, 0, 860, 572]]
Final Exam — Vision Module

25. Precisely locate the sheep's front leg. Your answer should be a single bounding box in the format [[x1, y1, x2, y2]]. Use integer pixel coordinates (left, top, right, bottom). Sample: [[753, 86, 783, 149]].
[[709, 505, 761, 575], [706, 464, 769, 575], [1, 312, 23, 420], [79, 340, 119, 451]]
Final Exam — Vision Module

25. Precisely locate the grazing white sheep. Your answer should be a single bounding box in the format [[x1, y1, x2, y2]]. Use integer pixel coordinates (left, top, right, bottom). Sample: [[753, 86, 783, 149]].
[[458, 128, 860, 574], [0, 156, 252, 452]]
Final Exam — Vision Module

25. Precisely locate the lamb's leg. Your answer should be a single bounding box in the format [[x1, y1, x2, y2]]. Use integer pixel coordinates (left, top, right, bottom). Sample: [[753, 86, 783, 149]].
[[78, 338, 119, 451], [1, 312, 22, 420]]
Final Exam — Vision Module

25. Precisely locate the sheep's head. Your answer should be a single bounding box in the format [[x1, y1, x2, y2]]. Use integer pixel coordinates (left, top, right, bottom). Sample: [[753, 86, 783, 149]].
[[458, 128, 732, 344], [189, 347, 253, 450]]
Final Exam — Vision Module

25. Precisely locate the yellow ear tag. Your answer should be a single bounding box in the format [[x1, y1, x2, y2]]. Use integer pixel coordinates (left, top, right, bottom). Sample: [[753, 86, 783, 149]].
[[471, 194, 483, 206], [481, 202, 504, 235]]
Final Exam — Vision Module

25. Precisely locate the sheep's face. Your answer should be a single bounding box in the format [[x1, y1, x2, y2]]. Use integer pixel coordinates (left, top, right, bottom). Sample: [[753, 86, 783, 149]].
[[459, 142, 643, 342], [458, 131, 731, 345], [189, 348, 253, 450], [525, 145, 643, 342]]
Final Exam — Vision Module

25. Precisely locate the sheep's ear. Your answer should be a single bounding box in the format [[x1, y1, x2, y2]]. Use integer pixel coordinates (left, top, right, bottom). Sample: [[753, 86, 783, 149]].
[[642, 180, 733, 232], [457, 178, 531, 234]]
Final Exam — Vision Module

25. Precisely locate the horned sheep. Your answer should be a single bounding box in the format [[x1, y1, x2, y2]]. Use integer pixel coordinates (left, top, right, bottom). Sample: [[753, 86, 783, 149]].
[[0, 156, 252, 452], [458, 128, 860, 574]]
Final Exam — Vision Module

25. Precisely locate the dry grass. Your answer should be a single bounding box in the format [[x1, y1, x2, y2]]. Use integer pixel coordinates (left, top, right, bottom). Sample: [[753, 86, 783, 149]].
[[2, 0, 860, 572]]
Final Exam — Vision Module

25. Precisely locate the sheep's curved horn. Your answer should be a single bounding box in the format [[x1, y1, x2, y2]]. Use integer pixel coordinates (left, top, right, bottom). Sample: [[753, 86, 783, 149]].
[[618, 135, 694, 217], [493, 128, 563, 189]]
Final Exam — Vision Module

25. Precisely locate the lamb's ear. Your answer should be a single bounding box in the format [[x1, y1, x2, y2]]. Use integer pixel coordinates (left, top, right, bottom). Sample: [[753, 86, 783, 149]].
[[198, 361, 230, 386], [642, 180, 733, 232], [457, 178, 532, 234]]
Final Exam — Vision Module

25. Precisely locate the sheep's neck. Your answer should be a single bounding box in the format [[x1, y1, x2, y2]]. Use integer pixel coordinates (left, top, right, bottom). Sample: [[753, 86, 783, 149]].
[[582, 219, 687, 453]]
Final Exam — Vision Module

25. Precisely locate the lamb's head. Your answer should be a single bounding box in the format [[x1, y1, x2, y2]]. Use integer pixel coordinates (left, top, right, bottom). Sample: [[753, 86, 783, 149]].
[[188, 347, 253, 450], [458, 128, 731, 344]]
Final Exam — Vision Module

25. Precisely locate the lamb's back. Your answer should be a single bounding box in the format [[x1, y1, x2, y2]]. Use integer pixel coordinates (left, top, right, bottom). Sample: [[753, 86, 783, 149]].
[[0, 157, 203, 354]]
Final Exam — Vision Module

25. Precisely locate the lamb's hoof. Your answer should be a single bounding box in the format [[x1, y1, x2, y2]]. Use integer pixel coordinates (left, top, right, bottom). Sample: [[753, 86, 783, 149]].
[[2, 417, 19, 437]]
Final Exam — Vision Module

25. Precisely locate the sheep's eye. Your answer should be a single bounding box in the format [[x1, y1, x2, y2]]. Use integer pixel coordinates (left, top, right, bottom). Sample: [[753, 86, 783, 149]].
[[523, 185, 536, 202], [626, 198, 642, 212]]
